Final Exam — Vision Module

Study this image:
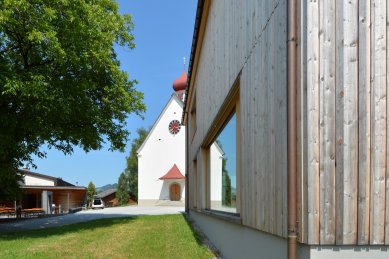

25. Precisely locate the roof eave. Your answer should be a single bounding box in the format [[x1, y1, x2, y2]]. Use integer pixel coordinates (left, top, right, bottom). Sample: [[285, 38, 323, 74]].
[[182, 0, 206, 124], [22, 186, 87, 190]]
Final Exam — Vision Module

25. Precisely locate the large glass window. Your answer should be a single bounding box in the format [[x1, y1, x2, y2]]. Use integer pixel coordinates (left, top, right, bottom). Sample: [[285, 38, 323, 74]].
[[209, 113, 237, 213]]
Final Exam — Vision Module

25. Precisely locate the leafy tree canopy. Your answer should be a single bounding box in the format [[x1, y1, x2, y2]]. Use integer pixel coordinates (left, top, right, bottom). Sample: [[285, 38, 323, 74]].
[[0, 0, 145, 200], [124, 127, 149, 200]]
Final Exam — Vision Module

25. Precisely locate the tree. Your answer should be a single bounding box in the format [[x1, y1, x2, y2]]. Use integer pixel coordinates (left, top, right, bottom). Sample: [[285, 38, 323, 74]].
[[222, 158, 232, 207], [116, 172, 129, 205], [0, 0, 146, 200], [0, 169, 22, 203], [124, 127, 149, 200], [87, 181, 97, 208]]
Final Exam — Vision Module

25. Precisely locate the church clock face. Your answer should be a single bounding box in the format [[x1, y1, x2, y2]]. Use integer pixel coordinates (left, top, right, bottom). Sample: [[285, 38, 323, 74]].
[[168, 120, 181, 135]]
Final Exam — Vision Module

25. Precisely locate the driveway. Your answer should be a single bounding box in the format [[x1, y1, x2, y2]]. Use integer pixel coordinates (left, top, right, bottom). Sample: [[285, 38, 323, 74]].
[[0, 206, 184, 234]]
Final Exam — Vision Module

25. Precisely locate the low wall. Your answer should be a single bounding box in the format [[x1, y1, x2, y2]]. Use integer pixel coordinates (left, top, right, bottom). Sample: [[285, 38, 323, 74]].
[[298, 244, 389, 259], [190, 210, 389, 259], [189, 210, 287, 259]]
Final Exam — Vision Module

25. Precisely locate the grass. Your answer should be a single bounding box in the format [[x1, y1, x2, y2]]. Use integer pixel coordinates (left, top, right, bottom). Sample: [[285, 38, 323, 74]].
[[0, 214, 215, 259]]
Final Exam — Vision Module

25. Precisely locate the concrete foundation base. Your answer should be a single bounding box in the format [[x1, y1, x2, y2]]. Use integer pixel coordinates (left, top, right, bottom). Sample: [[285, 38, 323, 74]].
[[190, 210, 287, 259], [190, 210, 389, 259], [298, 244, 389, 259]]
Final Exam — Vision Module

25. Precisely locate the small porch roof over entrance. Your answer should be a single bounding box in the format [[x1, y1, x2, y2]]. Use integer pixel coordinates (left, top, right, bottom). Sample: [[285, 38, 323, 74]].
[[159, 164, 185, 180]]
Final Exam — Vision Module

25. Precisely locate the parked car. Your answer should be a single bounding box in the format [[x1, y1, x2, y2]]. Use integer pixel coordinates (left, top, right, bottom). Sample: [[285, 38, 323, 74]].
[[92, 196, 104, 209]]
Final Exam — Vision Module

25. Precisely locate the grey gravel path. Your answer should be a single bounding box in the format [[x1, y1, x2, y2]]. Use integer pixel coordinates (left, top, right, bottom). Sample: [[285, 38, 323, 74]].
[[0, 205, 184, 234]]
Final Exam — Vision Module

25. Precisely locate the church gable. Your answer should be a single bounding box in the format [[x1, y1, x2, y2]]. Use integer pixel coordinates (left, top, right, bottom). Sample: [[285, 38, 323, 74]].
[[137, 94, 184, 156]]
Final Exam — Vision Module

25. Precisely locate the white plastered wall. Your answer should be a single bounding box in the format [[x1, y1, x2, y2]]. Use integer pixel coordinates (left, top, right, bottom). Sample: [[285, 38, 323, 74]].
[[24, 175, 55, 186]]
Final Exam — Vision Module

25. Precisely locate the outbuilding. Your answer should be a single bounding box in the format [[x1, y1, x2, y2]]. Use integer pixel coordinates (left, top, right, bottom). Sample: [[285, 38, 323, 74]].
[[19, 169, 86, 214], [97, 188, 118, 207]]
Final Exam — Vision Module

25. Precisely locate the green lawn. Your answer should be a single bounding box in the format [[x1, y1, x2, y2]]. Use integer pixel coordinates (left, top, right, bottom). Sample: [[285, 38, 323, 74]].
[[0, 214, 215, 259]]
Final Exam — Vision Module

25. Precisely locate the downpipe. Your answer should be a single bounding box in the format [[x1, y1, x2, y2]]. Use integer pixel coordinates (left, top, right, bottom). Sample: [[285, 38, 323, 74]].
[[287, 0, 298, 259]]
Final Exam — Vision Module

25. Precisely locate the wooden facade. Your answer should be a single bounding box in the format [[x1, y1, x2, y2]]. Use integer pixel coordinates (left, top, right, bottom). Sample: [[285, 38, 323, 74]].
[[297, 0, 389, 245], [184, 0, 288, 238], [184, 0, 389, 247], [101, 193, 118, 207]]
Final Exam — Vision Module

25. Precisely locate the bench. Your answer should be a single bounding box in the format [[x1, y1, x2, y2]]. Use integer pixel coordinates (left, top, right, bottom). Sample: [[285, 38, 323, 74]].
[[0, 207, 15, 218], [22, 208, 45, 218]]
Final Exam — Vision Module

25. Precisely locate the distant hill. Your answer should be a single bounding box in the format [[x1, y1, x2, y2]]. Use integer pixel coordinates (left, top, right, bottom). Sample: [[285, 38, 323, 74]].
[[96, 183, 117, 194]]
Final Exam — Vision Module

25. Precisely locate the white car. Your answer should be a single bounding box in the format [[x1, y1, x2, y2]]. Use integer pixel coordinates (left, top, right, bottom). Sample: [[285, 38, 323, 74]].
[[91, 196, 104, 209]]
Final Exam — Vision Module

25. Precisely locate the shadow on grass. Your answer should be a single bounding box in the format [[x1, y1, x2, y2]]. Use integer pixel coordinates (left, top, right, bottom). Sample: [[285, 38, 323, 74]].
[[181, 212, 220, 257], [181, 212, 204, 246], [0, 215, 137, 241]]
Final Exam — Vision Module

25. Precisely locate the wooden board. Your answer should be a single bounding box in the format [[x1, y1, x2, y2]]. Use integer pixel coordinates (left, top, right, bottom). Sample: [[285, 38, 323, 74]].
[[357, 0, 371, 245], [319, 0, 336, 245], [340, 0, 359, 244], [306, 0, 320, 244], [370, 0, 387, 245], [386, 0, 389, 245], [334, 0, 345, 245]]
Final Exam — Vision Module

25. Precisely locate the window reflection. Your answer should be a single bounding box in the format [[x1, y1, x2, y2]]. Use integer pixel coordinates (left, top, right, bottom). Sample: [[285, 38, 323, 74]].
[[210, 113, 236, 213]]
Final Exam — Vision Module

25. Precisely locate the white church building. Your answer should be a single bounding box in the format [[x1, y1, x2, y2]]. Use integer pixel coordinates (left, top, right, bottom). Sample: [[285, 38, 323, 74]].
[[137, 71, 187, 206]]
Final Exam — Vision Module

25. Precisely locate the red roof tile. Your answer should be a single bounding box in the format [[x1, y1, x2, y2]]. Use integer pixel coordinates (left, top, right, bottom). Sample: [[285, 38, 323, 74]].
[[159, 164, 185, 180]]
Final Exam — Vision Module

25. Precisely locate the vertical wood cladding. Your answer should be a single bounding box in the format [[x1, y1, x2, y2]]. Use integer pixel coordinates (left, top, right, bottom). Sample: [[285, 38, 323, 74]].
[[187, 0, 389, 245], [187, 0, 288, 238], [298, 0, 389, 245]]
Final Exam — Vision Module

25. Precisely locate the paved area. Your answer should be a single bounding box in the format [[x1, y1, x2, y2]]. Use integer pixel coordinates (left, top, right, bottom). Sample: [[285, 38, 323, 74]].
[[0, 206, 184, 234]]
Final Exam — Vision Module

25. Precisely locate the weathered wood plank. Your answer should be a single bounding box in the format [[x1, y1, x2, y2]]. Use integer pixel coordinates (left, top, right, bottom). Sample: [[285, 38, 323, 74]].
[[267, 0, 276, 234], [357, 0, 371, 245], [253, 57, 260, 229], [272, 0, 287, 238], [248, 52, 256, 229], [340, 0, 359, 245], [259, 0, 269, 232], [255, 14, 269, 230], [319, 0, 336, 245], [335, 0, 345, 245], [386, 0, 389, 245], [306, 0, 320, 244], [370, 0, 387, 245], [296, 0, 303, 242], [297, 0, 308, 243], [240, 72, 248, 226], [249, 72, 255, 228]]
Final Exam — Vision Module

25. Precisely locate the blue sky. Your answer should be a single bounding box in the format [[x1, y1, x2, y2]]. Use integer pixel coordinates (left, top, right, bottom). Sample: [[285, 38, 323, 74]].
[[31, 1, 197, 187]]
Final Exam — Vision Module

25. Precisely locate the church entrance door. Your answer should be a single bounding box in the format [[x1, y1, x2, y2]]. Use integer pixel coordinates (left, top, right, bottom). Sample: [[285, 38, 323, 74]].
[[170, 183, 180, 201]]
